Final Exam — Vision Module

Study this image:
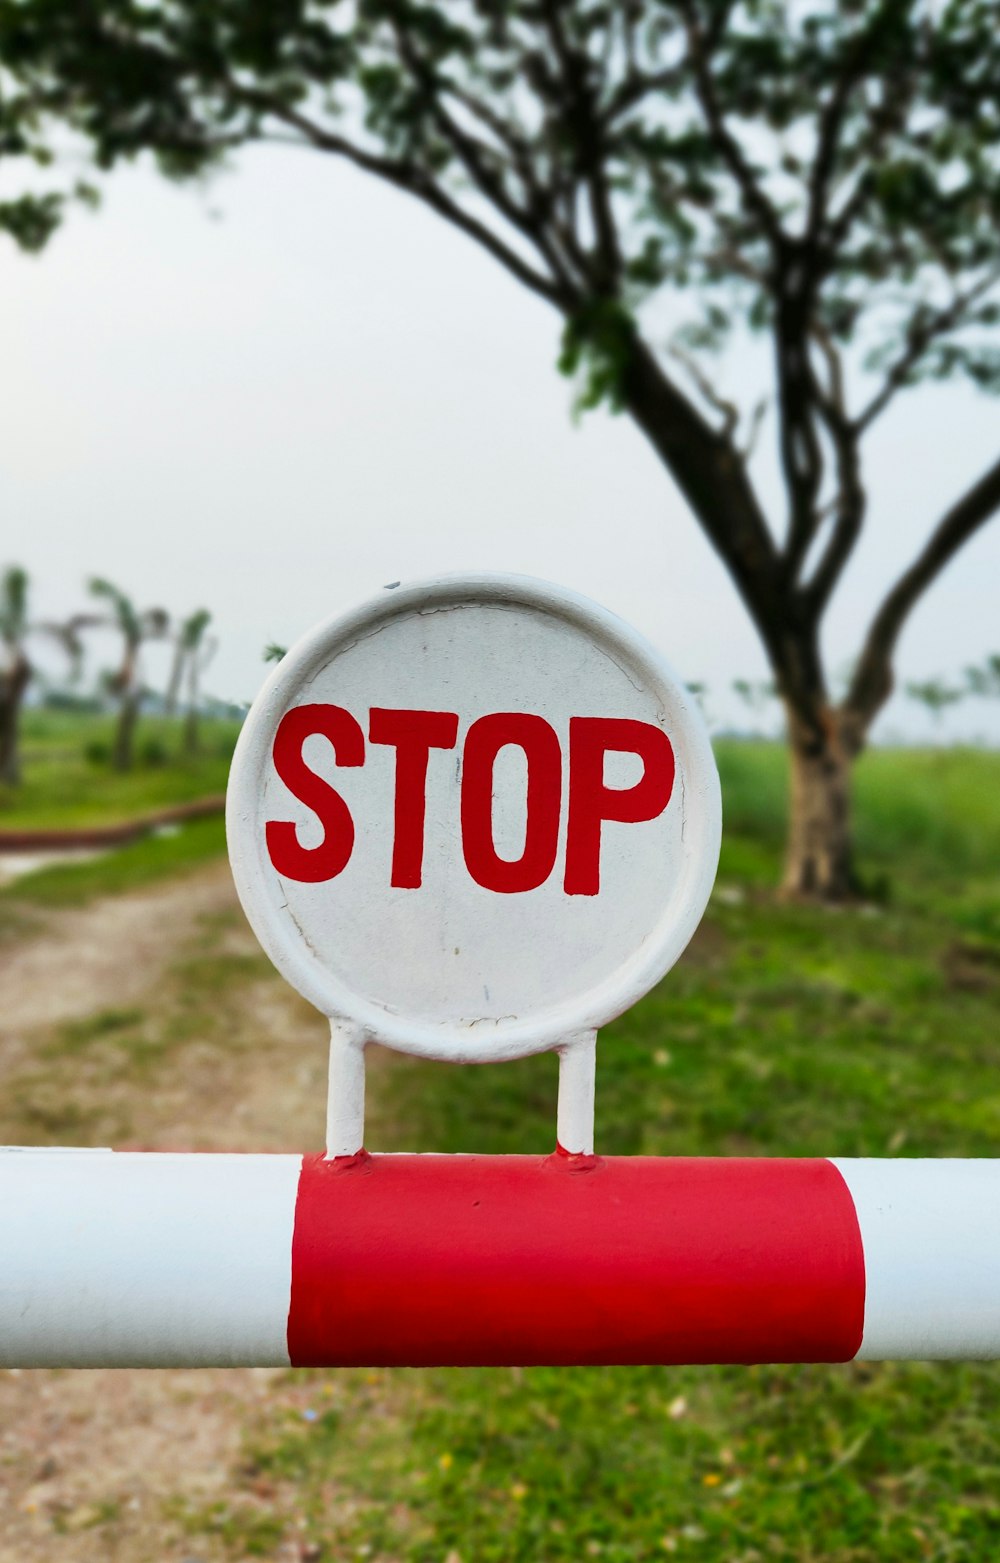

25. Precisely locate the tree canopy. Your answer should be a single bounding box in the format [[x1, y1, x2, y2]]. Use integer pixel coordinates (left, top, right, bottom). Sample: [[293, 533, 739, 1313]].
[[0, 33, 99, 251]]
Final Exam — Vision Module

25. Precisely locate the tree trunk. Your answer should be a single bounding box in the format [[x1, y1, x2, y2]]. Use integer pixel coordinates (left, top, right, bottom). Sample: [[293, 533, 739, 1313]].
[[113, 692, 140, 772], [183, 660, 199, 755], [165, 645, 185, 716], [0, 656, 32, 786], [782, 718, 856, 900]]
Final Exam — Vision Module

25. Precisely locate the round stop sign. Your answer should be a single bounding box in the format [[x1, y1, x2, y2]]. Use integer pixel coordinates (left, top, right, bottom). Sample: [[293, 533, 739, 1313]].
[[227, 576, 720, 1063]]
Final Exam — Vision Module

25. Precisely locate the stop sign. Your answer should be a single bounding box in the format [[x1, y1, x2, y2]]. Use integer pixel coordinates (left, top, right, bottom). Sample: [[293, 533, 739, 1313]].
[[227, 576, 721, 1064]]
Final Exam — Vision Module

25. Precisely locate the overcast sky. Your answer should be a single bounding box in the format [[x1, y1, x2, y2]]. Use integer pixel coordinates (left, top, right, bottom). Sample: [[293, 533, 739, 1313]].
[[3, 144, 999, 741]]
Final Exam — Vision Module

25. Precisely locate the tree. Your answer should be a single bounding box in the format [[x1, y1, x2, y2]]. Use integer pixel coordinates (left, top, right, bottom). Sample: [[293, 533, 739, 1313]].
[[172, 607, 215, 755], [732, 677, 778, 712], [89, 577, 169, 770], [0, 565, 86, 785], [905, 676, 964, 725], [0, 567, 32, 785], [6, 1, 1000, 895], [166, 606, 213, 707], [965, 653, 1000, 700]]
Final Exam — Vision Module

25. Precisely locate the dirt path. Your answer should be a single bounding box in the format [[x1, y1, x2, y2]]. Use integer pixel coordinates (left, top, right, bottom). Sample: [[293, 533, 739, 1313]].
[[0, 861, 379, 1562], [0, 860, 237, 1035]]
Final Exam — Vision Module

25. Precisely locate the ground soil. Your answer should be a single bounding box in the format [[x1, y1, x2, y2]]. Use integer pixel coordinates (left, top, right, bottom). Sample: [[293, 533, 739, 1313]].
[[0, 861, 366, 1562]]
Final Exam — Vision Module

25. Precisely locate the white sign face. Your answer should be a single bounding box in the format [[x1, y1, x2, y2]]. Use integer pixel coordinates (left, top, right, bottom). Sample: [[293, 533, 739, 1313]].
[[227, 576, 721, 1062]]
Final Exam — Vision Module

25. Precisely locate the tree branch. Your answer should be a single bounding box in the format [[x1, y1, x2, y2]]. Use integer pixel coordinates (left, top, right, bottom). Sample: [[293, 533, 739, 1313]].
[[774, 253, 826, 575], [821, 66, 919, 256], [236, 86, 569, 306], [603, 65, 684, 125], [623, 336, 784, 660], [854, 269, 1000, 433], [800, 326, 865, 609], [667, 343, 738, 440], [806, 56, 862, 247], [680, 1, 782, 248], [391, 24, 579, 296], [440, 80, 582, 276], [739, 397, 768, 462], [539, 0, 623, 291], [847, 451, 1000, 729], [805, 18, 885, 252]]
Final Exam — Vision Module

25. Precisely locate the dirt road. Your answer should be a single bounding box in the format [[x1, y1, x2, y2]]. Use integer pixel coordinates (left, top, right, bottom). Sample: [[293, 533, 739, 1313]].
[[0, 861, 363, 1562]]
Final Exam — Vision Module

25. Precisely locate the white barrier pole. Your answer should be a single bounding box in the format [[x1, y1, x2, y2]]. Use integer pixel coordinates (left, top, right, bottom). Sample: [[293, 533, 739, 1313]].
[[0, 1149, 299, 1367]]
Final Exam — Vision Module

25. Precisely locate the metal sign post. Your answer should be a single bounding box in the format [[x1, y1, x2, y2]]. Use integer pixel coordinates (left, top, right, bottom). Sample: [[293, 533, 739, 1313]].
[[2, 574, 999, 1368]]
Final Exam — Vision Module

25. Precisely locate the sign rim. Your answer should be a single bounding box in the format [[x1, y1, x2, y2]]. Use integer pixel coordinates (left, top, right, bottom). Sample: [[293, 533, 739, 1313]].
[[226, 573, 722, 1062]]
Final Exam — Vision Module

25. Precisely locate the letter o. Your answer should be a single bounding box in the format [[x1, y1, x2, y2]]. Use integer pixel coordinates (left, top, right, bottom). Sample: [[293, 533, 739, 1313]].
[[461, 713, 562, 893]]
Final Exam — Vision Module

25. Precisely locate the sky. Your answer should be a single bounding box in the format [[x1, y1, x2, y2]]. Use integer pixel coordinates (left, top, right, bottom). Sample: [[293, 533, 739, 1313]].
[[3, 142, 1000, 742]]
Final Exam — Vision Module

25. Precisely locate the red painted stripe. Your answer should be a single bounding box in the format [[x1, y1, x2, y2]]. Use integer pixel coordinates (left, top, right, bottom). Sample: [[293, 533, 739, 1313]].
[[287, 1154, 864, 1366]]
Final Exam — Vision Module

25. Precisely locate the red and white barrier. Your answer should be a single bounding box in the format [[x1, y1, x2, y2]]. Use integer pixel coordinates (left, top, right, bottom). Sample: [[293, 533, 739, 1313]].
[[2, 1148, 999, 1367]]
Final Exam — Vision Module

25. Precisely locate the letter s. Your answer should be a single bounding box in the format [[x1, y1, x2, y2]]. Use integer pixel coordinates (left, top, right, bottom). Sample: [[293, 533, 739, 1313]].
[[265, 704, 365, 882]]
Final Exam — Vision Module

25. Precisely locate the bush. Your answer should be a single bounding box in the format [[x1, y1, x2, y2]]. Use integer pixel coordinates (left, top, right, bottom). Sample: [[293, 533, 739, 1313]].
[[141, 737, 169, 768], [83, 739, 111, 767]]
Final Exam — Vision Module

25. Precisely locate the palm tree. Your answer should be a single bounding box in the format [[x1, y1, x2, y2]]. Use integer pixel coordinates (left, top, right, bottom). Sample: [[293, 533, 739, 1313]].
[[0, 566, 87, 785], [177, 609, 214, 756], [905, 679, 964, 728], [965, 656, 1000, 701], [89, 578, 169, 771], [0, 568, 32, 785]]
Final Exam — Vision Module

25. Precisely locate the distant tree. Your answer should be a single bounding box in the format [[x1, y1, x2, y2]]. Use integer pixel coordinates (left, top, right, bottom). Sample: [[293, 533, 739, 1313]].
[[0, 565, 86, 785], [164, 630, 186, 719], [731, 677, 779, 718], [89, 578, 169, 771], [263, 643, 288, 666], [166, 607, 213, 709], [175, 608, 215, 755], [965, 653, 1000, 700], [905, 677, 964, 725], [8, 1, 1000, 895], [0, 567, 31, 785]]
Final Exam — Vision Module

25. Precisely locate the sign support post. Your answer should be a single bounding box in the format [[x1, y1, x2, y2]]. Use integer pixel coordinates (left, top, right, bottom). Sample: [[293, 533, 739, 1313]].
[[326, 1021, 368, 1161], [555, 1031, 597, 1157]]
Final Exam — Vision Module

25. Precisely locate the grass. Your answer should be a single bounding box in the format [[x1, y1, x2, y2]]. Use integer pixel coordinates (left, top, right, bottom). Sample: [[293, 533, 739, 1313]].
[[228, 1360, 1000, 1562], [0, 706, 237, 911], [122, 738, 999, 1563], [1, 813, 229, 908], [0, 708, 241, 830], [8, 735, 1000, 1559], [716, 739, 1000, 944]]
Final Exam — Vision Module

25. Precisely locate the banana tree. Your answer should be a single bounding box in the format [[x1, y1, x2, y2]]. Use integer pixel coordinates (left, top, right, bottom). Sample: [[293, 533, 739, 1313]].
[[165, 607, 212, 719], [89, 578, 169, 771], [176, 609, 215, 756], [0, 568, 32, 785], [0, 566, 87, 785]]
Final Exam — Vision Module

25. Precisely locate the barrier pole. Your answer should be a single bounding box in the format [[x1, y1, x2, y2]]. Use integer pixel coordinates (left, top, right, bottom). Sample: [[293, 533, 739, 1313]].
[[3, 1147, 1000, 1368]]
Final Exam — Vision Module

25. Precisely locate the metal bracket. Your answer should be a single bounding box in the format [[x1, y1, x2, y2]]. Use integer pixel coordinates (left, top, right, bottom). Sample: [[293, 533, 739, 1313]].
[[325, 1020, 598, 1159]]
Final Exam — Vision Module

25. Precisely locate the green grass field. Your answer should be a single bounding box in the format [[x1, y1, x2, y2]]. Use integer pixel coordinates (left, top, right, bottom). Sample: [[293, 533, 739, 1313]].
[[0, 708, 242, 830], [718, 739, 1000, 919], [234, 741, 1000, 1563], [5, 735, 1000, 1560]]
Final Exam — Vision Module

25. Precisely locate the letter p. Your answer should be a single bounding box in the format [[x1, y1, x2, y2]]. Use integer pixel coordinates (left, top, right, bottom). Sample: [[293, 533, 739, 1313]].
[[564, 717, 675, 895]]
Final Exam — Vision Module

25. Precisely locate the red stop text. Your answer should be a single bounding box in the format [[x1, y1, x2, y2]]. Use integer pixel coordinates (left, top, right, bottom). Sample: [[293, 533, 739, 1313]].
[[265, 704, 675, 896]]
